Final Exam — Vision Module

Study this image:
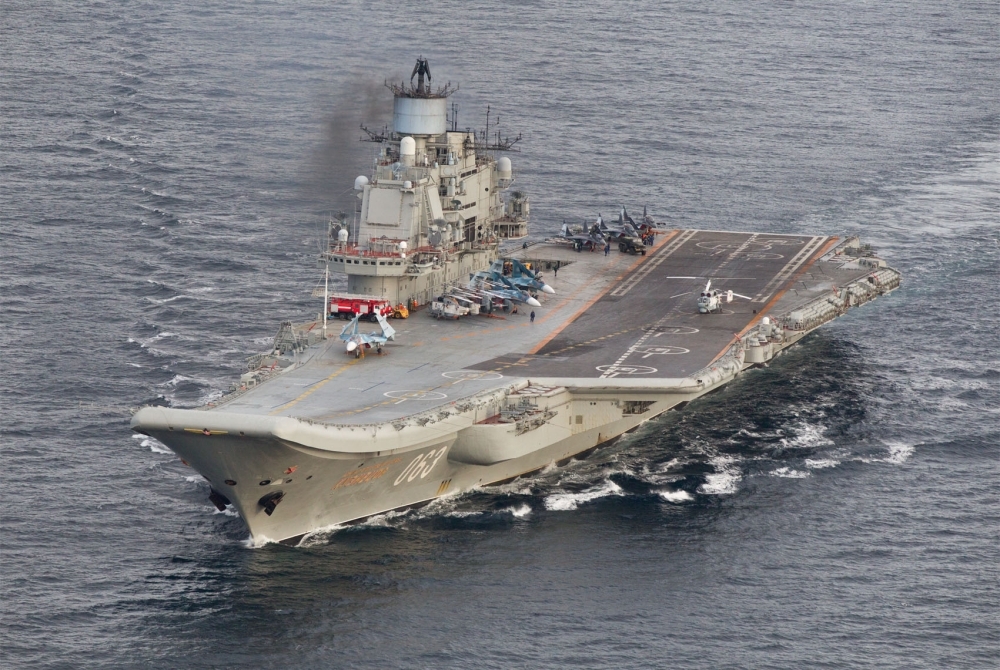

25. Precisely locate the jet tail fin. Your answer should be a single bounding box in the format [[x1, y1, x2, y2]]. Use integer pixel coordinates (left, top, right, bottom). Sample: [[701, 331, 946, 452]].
[[340, 314, 360, 339], [376, 313, 396, 341]]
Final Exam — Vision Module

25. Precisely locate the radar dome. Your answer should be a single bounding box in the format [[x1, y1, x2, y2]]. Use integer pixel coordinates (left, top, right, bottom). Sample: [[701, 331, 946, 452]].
[[400, 136, 416, 156], [497, 156, 512, 179], [337, 228, 349, 243], [354, 175, 369, 191]]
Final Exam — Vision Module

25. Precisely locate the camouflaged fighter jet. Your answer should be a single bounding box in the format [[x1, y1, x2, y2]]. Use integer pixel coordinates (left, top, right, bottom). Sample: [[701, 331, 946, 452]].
[[490, 259, 555, 295], [339, 312, 396, 357]]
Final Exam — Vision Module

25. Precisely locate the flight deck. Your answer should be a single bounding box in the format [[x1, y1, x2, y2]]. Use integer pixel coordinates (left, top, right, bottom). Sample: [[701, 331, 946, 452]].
[[211, 229, 880, 426]]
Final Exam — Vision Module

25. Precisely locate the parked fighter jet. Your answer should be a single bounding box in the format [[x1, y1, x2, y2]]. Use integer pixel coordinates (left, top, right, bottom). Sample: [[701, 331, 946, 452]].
[[490, 259, 555, 294], [339, 312, 396, 357], [696, 280, 753, 314], [597, 216, 642, 241], [470, 272, 542, 308], [640, 206, 662, 228], [559, 221, 605, 251], [617, 206, 660, 233]]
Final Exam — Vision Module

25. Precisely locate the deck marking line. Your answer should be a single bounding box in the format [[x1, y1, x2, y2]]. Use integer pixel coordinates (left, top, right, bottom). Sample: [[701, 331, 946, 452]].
[[707, 236, 840, 366], [751, 236, 827, 303], [269, 358, 360, 414], [528, 230, 680, 355], [598, 312, 678, 378], [611, 229, 693, 297]]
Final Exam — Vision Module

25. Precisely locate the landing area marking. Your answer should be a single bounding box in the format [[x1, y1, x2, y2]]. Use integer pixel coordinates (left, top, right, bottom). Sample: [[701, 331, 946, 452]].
[[632, 346, 690, 358], [644, 326, 699, 336], [595, 364, 658, 376], [442, 370, 504, 381], [384, 390, 448, 404]]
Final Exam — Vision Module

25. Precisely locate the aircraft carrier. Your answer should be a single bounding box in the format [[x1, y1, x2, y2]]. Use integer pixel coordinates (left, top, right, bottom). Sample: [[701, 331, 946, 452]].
[[131, 60, 901, 545]]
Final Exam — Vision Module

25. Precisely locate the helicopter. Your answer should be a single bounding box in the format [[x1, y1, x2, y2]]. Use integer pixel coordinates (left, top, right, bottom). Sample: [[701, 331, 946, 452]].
[[696, 280, 753, 314]]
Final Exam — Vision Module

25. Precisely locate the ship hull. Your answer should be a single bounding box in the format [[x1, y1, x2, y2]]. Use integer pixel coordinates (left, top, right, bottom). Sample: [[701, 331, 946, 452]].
[[137, 382, 709, 545], [132, 230, 900, 545]]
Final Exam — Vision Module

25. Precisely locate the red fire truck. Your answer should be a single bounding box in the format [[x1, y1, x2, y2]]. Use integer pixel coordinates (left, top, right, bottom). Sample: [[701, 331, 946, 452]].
[[328, 295, 394, 321]]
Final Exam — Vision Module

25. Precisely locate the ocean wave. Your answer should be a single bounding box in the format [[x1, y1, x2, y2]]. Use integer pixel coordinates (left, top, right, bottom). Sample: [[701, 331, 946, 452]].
[[129, 332, 178, 348], [658, 489, 693, 503], [854, 440, 916, 465], [884, 441, 915, 464], [160, 374, 193, 387], [778, 421, 834, 450], [144, 294, 189, 305], [543, 479, 623, 511], [132, 433, 172, 454], [769, 467, 810, 479], [804, 458, 839, 469], [505, 503, 532, 518], [698, 456, 741, 495]]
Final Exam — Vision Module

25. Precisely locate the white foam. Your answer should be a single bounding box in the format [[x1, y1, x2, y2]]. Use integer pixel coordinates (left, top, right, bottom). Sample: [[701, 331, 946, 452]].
[[296, 525, 347, 547], [505, 503, 532, 518], [659, 490, 693, 503], [486, 480, 536, 496], [133, 433, 172, 453], [805, 458, 839, 469], [139, 332, 176, 347], [145, 294, 188, 305], [144, 438, 172, 454], [854, 441, 916, 465], [244, 534, 278, 549], [184, 475, 204, 483], [698, 456, 741, 495], [160, 374, 192, 387], [779, 422, 834, 450], [884, 441, 915, 464], [543, 479, 623, 511], [770, 467, 810, 479]]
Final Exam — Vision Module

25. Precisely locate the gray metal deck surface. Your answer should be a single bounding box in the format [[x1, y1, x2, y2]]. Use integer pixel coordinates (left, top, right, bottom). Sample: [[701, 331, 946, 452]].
[[215, 230, 868, 425]]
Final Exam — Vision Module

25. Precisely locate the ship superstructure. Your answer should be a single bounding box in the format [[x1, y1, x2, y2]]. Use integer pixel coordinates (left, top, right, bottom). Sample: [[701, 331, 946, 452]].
[[130, 61, 901, 546], [326, 58, 528, 307]]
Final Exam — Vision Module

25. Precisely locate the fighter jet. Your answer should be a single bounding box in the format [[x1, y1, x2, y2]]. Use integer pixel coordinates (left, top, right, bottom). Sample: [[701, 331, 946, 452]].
[[339, 312, 396, 357], [696, 280, 753, 314], [597, 214, 642, 241], [559, 221, 606, 251], [490, 259, 555, 294], [616, 206, 659, 233], [640, 206, 662, 228], [470, 272, 542, 308]]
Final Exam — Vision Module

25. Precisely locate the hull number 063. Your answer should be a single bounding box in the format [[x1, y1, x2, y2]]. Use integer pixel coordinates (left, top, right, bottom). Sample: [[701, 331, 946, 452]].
[[393, 446, 448, 486]]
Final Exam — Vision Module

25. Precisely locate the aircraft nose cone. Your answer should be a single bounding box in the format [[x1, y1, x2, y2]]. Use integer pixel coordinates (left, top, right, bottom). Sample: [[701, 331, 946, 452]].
[[346, 341, 357, 352], [541, 284, 555, 294], [527, 297, 541, 308]]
